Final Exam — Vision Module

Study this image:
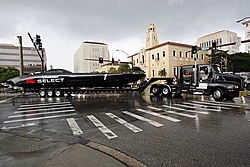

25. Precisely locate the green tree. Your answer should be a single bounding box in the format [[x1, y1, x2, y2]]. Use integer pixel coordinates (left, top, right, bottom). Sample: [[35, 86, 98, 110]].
[[108, 67, 117, 73], [158, 68, 167, 77], [228, 52, 250, 72], [117, 63, 131, 73], [0, 67, 20, 83], [206, 50, 229, 71]]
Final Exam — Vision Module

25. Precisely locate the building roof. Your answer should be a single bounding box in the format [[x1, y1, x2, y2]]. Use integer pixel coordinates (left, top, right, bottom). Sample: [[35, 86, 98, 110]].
[[197, 30, 237, 40], [83, 41, 107, 45], [128, 41, 193, 58]]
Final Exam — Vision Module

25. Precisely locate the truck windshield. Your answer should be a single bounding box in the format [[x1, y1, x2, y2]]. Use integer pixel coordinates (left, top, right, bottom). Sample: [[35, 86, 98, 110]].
[[211, 65, 222, 73]]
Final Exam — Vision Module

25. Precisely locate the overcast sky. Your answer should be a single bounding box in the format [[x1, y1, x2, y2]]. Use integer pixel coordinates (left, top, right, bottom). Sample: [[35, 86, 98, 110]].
[[0, 0, 249, 71]]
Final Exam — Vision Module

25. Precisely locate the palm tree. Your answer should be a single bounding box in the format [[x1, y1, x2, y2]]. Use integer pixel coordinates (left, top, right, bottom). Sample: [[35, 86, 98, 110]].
[[158, 68, 167, 77]]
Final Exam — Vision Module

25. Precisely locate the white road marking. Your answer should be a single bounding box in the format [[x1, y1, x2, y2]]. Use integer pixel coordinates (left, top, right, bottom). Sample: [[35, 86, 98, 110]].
[[136, 108, 181, 122], [105, 113, 142, 133], [191, 101, 243, 108], [9, 109, 75, 118], [17, 104, 72, 110], [66, 118, 83, 136], [14, 106, 74, 114], [181, 102, 225, 111], [148, 106, 196, 118], [162, 105, 209, 115], [202, 100, 248, 106], [3, 113, 77, 124], [1, 122, 39, 130], [20, 101, 70, 107], [0, 97, 15, 104], [87, 115, 118, 139], [122, 111, 163, 127]]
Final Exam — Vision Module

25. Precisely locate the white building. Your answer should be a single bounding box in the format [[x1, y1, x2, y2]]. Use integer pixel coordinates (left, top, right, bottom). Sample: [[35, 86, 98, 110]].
[[239, 18, 250, 53], [0, 43, 46, 74], [74, 41, 110, 73], [196, 30, 240, 54]]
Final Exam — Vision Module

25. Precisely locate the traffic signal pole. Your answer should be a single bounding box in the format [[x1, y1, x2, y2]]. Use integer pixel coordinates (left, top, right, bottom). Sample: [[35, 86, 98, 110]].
[[27, 32, 44, 71], [17, 36, 24, 76]]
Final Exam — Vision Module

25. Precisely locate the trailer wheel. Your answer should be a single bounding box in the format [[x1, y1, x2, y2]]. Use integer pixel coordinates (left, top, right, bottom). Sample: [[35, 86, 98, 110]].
[[212, 88, 224, 101], [39, 90, 46, 98], [150, 85, 160, 95], [47, 90, 54, 97], [161, 86, 171, 96], [55, 90, 61, 97]]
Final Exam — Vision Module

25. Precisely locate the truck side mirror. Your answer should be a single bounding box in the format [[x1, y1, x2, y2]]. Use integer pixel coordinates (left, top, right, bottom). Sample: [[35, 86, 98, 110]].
[[205, 69, 208, 75]]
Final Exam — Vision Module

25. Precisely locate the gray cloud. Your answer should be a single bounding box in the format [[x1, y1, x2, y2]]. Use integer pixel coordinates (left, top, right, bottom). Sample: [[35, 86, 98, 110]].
[[0, 0, 249, 70]]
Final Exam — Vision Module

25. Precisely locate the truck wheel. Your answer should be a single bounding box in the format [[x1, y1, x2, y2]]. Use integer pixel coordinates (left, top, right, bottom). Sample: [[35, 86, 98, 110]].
[[150, 85, 160, 95], [212, 88, 224, 101], [55, 90, 61, 97], [161, 86, 171, 96], [39, 90, 46, 98], [47, 90, 54, 97]]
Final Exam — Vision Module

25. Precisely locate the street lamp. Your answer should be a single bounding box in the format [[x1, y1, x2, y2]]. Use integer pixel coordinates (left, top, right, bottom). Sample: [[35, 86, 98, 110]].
[[236, 17, 250, 23], [116, 49, 133, 67]]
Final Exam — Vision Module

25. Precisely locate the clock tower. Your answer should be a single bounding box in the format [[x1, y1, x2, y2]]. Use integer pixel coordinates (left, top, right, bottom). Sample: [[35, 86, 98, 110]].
[[145, 23, 159, 49]]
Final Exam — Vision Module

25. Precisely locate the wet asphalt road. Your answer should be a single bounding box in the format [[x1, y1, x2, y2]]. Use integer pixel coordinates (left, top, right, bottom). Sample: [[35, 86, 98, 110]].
[[0, 93, 250, 167]]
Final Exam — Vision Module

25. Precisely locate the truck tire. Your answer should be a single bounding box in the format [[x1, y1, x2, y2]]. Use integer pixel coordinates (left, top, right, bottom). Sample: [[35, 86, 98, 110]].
[[39, 90, 46, 98], [212, 88, 224, 102], [47, 90, 54, 97], [55, 90, 62, 97], [150, 85, 160, 95], [161, 86, 171, 96]]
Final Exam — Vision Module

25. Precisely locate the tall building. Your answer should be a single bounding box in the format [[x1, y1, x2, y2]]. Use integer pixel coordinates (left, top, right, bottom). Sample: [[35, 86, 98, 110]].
[[196, 30, 240, 54], [74, 41, 109, 73], [0, 43, 46, 74], [130, 23, 209, 78], [238, 18, 250, 53]]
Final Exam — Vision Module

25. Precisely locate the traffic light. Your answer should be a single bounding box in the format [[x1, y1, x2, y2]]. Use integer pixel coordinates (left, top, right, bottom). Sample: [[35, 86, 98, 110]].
[[112, 57, 114, 64], [99, 57, 103, 63], [38, 43, 42, 50], [212, 42, 217, 51], [191, 45, 197, 54], [35, 35, 41, 45]]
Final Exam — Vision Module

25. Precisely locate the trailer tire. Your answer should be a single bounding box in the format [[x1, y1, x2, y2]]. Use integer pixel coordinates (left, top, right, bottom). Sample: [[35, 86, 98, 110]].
[[55, 90, 62, 97], [150, 85, 160, 95], [212, 88, 224, 102], [47, 90, 54, 97], [39, 90, 46, 98], [161, 86, 171, 96]]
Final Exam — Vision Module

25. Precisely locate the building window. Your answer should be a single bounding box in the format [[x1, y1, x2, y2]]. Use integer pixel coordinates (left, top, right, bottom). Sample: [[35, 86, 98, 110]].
[[142, 55, 145, 64], [191, 54, 193, 59], [163, 51, 165, 57], [137, 59, 138, 63], [173, 50, 176, 57], [152, 70, 155, 77], [197, 54, 199, 59], [157, 53, 160, 60], [201, 54, 204, 59], [185, 52, 188, 58], [152, 54, 154, 60], [180, 51, 182, 57], [220, 38, 222, 44], [173, 68, 176, 76]]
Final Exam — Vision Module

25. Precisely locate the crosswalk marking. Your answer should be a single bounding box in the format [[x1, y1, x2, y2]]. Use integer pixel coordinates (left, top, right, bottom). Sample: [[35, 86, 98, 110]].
[[105, 113, 142, 133], [202, 100, 248, 106], [136, 108, 181, 122], [1, 122, 39, 130], [9, 109, 75, 118], [148, 106, 197, 118], [66, 118, 83, 136], [20, 101, 71, 107], [17, 104, 72, 110], [191, 101, 242, 108], [122, 111, 163, 127], [87, 115, 118, 139], [4, 113, 77, 124], [162, 105, 209, 115], [14, 106, 74, 114], [181, 102, 222, 111]]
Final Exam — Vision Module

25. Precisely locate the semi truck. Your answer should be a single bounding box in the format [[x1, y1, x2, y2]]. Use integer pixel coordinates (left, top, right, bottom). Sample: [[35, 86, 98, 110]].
[[150, 64, 248, 101]]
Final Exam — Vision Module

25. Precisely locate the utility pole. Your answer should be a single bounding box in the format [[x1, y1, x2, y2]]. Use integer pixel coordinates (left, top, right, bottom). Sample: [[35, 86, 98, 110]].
[[17, 36, 24, 76]]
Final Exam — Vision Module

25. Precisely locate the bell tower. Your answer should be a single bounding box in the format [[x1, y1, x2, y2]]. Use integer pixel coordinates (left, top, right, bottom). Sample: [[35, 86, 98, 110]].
[[145, 23, 159, 49]]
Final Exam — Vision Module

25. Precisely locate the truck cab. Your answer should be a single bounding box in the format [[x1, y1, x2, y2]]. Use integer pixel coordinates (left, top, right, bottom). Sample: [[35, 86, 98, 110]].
[[150, 64, 247, 101]]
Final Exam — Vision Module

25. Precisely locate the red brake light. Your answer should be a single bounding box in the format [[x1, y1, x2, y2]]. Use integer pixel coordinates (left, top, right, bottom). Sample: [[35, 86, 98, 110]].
[[26, 77, 36, 84]]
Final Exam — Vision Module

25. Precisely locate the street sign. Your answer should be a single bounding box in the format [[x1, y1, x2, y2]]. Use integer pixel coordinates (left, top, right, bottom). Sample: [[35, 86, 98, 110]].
[[202, 46, 209, 51]]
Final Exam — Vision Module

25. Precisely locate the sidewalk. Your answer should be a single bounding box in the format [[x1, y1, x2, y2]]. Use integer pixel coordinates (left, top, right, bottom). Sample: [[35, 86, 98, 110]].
[[0, 131, 146, 167]]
